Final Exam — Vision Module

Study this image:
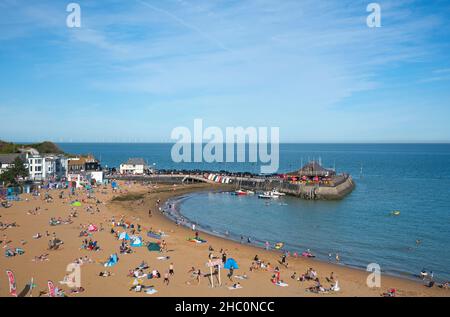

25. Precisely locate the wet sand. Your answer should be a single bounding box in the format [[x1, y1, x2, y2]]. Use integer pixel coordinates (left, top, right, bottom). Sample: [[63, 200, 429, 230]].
[[0, 182, 448, 297]]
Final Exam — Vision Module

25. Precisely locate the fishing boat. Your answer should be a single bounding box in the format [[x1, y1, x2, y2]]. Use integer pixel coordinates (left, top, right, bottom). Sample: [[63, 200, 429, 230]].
[[233, 189, 255, 196], [270, 189, 286, 196], [233, 189, 248, 196], [258, 191, 280, 199]]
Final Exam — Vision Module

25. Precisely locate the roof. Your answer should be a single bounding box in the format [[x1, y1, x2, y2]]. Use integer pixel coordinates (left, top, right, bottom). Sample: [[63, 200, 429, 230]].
[[124, 158, 147, 166], [68, 155, 97, 166], [288, 161, 335, 176], [0, 154, 23, 165]]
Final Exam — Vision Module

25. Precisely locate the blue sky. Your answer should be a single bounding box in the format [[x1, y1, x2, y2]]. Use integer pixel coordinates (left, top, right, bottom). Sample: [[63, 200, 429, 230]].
[[1, 0, 450, 143]]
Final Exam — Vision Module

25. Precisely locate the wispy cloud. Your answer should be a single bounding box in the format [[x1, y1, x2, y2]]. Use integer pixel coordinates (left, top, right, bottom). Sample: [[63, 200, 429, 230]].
[[0, 0, 449, 142]]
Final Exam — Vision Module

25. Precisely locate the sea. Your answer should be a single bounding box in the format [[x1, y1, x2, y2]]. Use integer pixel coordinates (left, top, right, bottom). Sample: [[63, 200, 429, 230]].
[[58, 143, 450, 281]]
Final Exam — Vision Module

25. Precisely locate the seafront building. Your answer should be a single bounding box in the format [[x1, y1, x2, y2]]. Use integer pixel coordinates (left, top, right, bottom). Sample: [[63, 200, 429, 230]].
[[26, 153, 68, 181], [119, 158, 148, 175], [0, 154, 24, 175]]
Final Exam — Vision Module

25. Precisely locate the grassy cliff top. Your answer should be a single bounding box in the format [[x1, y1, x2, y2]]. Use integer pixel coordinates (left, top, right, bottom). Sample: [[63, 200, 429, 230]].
[[0, 140, 66, 155]]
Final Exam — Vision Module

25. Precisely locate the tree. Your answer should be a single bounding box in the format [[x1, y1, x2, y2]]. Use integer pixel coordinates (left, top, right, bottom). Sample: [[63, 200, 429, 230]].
[[12, 157, 29, 179], [0, 157, 28, 186]]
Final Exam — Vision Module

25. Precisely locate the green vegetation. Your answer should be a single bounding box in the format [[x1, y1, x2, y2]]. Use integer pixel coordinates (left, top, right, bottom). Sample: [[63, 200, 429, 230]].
[[112, 193, 144, 202], [0, 140, 65, 155], [0, 157, 29, 186]]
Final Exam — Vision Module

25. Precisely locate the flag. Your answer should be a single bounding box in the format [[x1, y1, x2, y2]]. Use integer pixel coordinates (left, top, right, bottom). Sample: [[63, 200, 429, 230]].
[[6, 270, 17, 297], [47, 280, 56, 297]]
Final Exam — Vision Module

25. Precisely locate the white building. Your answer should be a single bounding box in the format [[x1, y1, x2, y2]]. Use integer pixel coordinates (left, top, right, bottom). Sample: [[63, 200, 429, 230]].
[[119, 158, 147, 175], [26, 154, 68, 181], [87, 171, 104, 184]]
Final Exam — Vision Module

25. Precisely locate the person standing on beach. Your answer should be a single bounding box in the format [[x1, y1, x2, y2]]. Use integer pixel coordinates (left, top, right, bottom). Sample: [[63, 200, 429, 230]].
[[148, 209, 152, 217], [265, 241, 270, 250], [164, 271, 170, 285], [169, 263, 174, 276], [228, 267, 234, 281]]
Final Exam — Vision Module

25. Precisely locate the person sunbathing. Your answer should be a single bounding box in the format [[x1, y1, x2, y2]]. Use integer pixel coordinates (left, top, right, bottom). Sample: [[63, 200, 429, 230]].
[[33, 254, 49, 262], [137, 261, 149, 270], [69, 287, 85, 294], [382, 288, 397, 297]]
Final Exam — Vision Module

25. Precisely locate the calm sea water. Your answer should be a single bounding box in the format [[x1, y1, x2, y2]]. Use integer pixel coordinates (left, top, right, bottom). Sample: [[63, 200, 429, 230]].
[[58, 143, 450, 281]]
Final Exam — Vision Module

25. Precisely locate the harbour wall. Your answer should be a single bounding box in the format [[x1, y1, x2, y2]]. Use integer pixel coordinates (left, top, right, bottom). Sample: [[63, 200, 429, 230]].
[[108, 174, 355, 200]]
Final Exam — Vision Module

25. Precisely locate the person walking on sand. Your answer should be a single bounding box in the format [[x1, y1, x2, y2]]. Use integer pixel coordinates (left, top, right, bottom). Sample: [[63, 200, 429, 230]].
[[164, 271, 170, 285], [148, 209, 152, 217], [265, 241, 270, 250], [196, 269, 202, 285], [228, 267, 234, 281], [169, 263, 174, 276]]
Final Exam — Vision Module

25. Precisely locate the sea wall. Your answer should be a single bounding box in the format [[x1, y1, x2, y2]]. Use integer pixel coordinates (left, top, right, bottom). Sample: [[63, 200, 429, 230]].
[[108, 174, 355, 200], [238, 176, 355, 200]]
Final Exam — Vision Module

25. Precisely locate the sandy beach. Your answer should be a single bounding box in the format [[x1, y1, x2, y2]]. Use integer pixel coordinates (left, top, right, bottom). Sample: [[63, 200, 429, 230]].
[[0, 181, 448, 297]]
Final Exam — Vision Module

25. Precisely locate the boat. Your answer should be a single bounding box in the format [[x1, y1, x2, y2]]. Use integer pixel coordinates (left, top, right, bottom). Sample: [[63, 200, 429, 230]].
[[233, 189, 254, 196], [271, 189, 286, 196], [258, 191, 280, 199]]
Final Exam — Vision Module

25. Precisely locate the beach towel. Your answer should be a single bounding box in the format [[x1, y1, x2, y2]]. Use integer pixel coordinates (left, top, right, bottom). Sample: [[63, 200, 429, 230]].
[[147, 242, 161, 252], [147, 232, 162, 240], [234, 275, 248, 280], [228, 285, 243, 290], [188, 238, 207, 244], [145, 287, 158, 295], [275, 282, 289, 287], [88, 224, 98, 232], [157, 256, 170, 260], [331, 281, 340, 292]]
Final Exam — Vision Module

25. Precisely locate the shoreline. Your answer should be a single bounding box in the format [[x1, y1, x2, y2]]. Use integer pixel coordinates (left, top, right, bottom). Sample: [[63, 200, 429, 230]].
[[111, 182, 448, 296], [1, 181, 448, 297], [155, 186, 446, 289], [160, 190, 439, 284]]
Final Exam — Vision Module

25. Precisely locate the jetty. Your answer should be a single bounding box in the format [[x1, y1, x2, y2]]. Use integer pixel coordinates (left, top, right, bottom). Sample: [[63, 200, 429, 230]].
[[107, 161, 355, 200]]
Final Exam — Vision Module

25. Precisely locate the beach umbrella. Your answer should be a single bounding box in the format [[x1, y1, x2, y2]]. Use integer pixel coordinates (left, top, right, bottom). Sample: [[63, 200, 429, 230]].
[[224, 258, 239, 270]]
